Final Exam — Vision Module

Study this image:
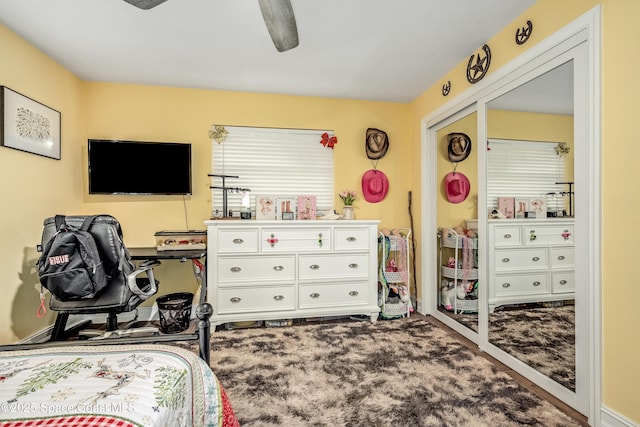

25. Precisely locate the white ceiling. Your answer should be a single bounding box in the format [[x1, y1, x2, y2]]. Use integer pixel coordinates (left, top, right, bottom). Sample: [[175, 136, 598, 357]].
[[0, 0, 538, 103]]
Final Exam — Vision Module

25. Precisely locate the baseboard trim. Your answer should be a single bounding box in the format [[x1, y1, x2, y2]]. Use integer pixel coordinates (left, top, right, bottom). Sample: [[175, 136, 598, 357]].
[[601, 406, 639, 427]]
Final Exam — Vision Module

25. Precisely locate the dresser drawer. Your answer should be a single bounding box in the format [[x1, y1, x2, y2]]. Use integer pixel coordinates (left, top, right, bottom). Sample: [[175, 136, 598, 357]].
[[550, 247, 574, 268], [334, 227, 370, 251], [217, 228, 259, 253], [552, 271, 575, 293], [218, 256, 295, 283], [217, 286, 295, 314], [492, 273, 549, 297], [494, 248, 547, 271], [299, 254, 369, 281], [261, 228, 331, 252], [492, 225, 522, 247], [523, 225, 574, 246], [299, 281, 369, 308]]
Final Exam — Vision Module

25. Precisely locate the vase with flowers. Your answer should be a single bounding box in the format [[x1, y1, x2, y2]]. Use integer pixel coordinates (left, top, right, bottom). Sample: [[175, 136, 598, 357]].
[[339, 189, 357, 220]]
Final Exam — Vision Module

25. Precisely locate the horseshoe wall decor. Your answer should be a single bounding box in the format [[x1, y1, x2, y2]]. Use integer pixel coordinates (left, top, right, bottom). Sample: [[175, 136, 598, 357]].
[[516, 20, 533, 45], [442, 80, 451, 96], [466, 44, 491, 84]]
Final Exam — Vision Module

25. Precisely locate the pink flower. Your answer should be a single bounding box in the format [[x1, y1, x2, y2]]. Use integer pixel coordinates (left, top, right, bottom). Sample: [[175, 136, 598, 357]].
[[339, 189, 357, 206]]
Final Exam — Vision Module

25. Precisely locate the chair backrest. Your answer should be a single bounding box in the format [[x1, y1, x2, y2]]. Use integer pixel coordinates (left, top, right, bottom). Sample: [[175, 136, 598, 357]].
[[41, 215, 146, 312]]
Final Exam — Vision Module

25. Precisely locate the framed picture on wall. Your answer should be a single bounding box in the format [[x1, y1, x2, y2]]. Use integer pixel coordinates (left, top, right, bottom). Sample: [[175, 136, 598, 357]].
[[1, 86, 61, 160], [497, 197, 515, 218]]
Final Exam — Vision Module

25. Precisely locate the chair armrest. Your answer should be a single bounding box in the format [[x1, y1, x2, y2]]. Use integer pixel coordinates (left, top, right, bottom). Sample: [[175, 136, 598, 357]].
[[127, 259, 161, 297]]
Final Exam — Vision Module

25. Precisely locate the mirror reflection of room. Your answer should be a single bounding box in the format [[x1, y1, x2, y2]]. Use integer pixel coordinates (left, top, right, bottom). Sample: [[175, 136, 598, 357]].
[[485, 61, 576, 392], [435, 111, 479, 332]]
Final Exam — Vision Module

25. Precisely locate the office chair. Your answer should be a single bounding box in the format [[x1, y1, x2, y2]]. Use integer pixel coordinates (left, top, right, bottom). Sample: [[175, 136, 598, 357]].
[[39, 214, 160, 341]]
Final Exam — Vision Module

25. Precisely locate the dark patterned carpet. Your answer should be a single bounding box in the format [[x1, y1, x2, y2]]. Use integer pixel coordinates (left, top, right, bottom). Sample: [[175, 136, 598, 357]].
[[454, 304, 575, 391], [185, 315, 581, 426]]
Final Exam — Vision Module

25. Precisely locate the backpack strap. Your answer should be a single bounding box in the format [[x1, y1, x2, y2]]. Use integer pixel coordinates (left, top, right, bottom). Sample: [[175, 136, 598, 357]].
[[54, 215, 67, 231], [80, 215, 98, 232]]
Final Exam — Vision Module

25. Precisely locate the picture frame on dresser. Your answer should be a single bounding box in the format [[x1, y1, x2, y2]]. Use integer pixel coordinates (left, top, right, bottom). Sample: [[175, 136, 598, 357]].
[[297, 195, 316, 220], [275, 196, 296, 220], [529, 196, 547, 218], [515, 198, 528, 219], [255, 194, 277, 220], [1, 86, 61, 160], [497, 197, 515, 218]]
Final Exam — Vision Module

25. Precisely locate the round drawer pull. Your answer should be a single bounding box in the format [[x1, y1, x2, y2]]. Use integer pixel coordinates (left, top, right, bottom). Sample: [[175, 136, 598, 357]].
[[349, 290, 359, 297], [559, 280, 568, 285], [273, 295, 285, 301], [557, 255, 565, 261], [273, 265, 284, 271], [502, 283, 511, 288], [502, 258, 510, 263], [348, 263, 359, 269], [309, 264, 320, 270], [532, 256, 540, 262], [532, 281, 541, 286], [503, 233, 512, 239], [232, 238, 244, 244], [230, 297, 241, 303], [310, 293, 320, 299], [346, 236, 357, 242], [230, 266, 241, 273]]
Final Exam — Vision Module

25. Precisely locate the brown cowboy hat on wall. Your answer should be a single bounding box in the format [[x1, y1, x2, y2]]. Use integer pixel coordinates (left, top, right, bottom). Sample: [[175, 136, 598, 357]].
[[366, 128, 389, 160], [447, 132, 472, 163]]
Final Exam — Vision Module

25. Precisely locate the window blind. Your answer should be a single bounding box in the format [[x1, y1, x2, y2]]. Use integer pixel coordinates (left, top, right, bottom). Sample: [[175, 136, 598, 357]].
[[486, 139, 568, 214], [211, 126, 334, 217]]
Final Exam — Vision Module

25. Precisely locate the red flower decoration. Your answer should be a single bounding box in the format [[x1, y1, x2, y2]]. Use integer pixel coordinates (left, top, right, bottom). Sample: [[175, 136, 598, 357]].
[[320, 132, 338, 149]]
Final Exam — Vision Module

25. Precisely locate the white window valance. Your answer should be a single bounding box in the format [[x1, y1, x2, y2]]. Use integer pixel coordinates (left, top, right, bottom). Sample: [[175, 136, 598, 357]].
[[486, 138, 569, 215], [211, 126, 335, 217]]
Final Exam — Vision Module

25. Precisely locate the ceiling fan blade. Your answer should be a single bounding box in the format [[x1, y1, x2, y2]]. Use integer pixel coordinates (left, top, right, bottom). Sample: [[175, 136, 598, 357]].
[[123, 0, 168, 10], [258, 0, 299, 52]]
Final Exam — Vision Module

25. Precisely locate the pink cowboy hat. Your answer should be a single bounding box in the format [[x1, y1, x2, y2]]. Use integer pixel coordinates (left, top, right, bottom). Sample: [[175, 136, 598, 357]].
[[444, 172, 470, 204], [361, 169, 389, 203]]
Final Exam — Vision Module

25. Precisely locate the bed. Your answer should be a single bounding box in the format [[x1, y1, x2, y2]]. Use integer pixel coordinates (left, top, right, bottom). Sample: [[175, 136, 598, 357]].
[[0, 342, 239, 427]]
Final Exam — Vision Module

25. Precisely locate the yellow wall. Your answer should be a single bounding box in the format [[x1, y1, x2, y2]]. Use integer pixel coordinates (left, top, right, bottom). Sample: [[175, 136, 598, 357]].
[[2, 0, 640, 423], [410, 0, 640, 422], [0, 24, 85, 339]]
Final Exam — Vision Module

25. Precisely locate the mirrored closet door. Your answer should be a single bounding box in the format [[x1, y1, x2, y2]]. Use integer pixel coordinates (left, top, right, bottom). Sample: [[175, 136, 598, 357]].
[[423, 10, 599, 419], [484, 61, 576, 392]]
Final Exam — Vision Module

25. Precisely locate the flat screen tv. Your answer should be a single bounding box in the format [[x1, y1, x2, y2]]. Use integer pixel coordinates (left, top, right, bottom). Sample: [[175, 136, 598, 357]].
[[88, 139, 192, 195]]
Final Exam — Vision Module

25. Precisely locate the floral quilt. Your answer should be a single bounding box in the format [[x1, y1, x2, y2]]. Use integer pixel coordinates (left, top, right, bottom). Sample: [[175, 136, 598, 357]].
[[0, 343, 238, 427]]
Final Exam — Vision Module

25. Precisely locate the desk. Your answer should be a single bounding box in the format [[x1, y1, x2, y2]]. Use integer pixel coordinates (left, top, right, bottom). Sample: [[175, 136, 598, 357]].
[[129, 247, 207, 304]]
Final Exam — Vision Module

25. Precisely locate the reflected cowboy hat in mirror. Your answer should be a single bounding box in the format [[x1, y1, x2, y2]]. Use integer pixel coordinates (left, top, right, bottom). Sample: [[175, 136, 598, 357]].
[[365, 128, 389, 160], [444, 171, 470, 204], [447, 132, 472, 163]]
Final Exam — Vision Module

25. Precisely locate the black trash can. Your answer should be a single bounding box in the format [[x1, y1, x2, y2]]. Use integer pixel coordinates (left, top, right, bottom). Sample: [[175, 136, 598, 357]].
[[156, 292, 194, 334]]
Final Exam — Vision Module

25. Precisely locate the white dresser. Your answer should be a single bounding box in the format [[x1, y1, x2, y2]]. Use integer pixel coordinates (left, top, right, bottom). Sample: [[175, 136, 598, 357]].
[[488, 219, 574, 312], [205, 219, 381, 328]]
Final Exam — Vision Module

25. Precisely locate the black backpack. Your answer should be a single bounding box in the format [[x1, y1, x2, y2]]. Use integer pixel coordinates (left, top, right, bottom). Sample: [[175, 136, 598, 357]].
[[37, 215, 108, 301]]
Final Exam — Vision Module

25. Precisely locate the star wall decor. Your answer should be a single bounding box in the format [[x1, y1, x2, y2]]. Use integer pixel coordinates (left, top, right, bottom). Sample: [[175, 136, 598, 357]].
[[466, 44, 491, 84], [516, 20, 533, 45]]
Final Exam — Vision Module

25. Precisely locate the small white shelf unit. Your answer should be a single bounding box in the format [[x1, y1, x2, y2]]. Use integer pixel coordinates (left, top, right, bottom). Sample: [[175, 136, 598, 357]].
[[378, 228, 412, 319], [438, 228, 479, 314]]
